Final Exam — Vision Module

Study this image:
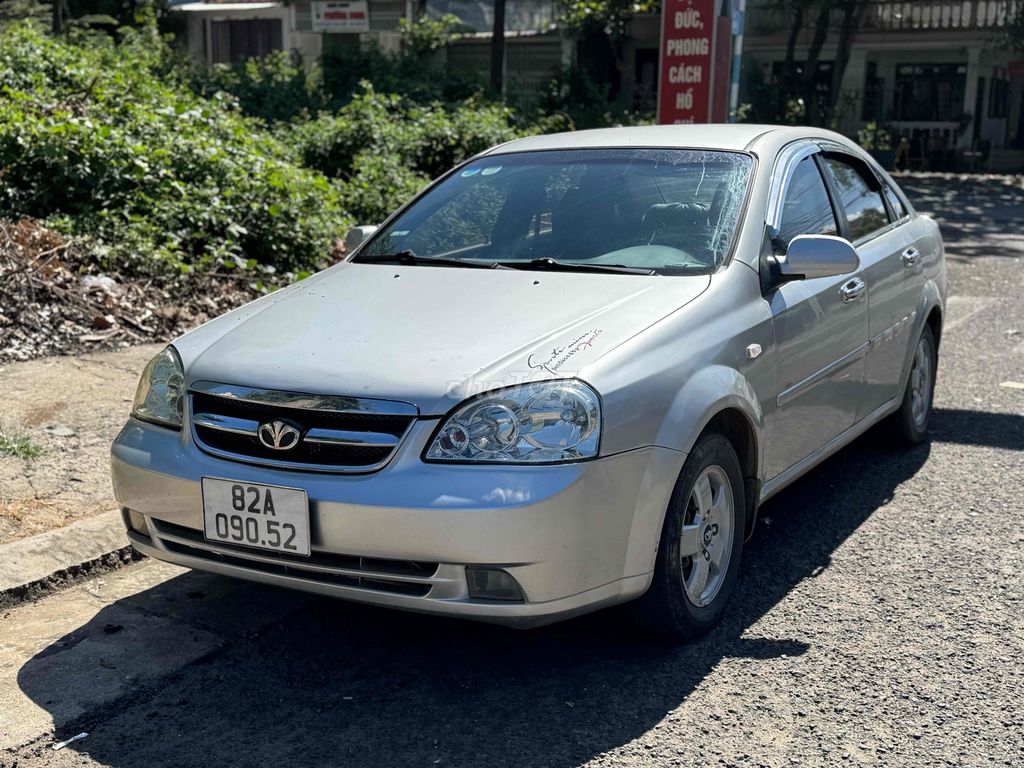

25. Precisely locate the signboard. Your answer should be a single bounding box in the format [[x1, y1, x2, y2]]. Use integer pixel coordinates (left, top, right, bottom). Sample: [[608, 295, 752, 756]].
[[657, 0, 716, 124], [312, 0, 369, 33]]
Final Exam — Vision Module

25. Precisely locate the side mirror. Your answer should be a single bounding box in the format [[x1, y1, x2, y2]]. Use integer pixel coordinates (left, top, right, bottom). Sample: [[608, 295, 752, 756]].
[[344, 225, 378, 253], [778, 234, 859, 280]]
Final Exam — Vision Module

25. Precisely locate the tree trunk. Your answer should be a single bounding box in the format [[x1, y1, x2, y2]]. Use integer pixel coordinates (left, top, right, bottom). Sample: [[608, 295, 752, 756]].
[[51, 0, 69, 33], [778, 0, 802, 117], [827, 0, 868, 123], [490, 0, 506, 95], [802, 1, 833, 125]]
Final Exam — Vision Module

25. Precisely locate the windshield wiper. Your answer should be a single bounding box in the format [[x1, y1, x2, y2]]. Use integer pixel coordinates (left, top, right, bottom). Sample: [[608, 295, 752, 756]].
[[353, 249, 510, 270], [497, 258, 657, 276]]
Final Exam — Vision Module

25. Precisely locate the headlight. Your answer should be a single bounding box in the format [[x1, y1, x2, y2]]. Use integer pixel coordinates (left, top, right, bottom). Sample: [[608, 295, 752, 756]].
[[425, 380, 601, 464], [132, 346, 185, 429]]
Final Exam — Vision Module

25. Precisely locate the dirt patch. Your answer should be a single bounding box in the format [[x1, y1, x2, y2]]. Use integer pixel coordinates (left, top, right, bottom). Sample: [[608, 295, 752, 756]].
[[0, 218, 324, 541], [0, 344, 163, 544], [0, 218, 276, 364], [22, 401, 69, 428], [0, 497, 111, 540]]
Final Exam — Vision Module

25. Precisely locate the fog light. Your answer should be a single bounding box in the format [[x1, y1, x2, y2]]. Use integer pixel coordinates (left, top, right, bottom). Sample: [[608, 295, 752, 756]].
[[466, 567, 525, 602], [123, 508, 149, 536]]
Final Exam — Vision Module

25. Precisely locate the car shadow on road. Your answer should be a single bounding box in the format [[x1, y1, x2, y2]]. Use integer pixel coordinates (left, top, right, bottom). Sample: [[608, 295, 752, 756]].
[[17, 423, 945, 767], [930, 407, 1024, 451]]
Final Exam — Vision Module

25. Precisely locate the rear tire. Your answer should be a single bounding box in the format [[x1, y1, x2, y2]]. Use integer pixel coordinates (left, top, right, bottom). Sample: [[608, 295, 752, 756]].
[[890, 326, 937, 445], [632, 432, 745, 641]]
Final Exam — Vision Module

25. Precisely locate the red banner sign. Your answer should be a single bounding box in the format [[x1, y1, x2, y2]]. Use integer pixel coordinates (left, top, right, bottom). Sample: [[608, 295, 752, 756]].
[[657, 0, 716, 124]]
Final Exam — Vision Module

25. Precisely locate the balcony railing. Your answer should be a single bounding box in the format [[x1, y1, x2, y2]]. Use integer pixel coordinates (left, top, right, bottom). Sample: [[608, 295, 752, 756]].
[[864, 0, 1015, 30], [748, 0, 1020, 34]]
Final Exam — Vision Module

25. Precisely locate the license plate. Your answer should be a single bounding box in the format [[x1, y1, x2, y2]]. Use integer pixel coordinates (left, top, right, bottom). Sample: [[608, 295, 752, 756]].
[[201, 478, 310, 556]]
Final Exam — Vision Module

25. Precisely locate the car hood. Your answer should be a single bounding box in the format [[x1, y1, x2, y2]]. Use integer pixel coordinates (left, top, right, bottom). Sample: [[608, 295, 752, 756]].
[[177, 263, 710, 414]]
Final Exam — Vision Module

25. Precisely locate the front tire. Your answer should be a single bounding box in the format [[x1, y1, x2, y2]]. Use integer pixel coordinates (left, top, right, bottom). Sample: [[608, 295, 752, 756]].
[[890, 326, 937, 445], [633, 432, 745, 641]]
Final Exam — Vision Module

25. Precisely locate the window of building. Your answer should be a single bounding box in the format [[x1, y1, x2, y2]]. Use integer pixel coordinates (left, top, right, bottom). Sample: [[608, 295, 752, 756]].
[[777, 156, 838, 245], [823, 156, 889, 241], [208, 19, 283, 64], [634, 48, 658, 113], [893, 64, 966, 122], [862, 61, 884, 121], [989, 68, 1009, 119]]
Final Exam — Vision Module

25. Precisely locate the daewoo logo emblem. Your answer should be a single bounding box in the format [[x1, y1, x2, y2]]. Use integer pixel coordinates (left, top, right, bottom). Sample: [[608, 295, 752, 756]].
[[257, 420, 302, 451]]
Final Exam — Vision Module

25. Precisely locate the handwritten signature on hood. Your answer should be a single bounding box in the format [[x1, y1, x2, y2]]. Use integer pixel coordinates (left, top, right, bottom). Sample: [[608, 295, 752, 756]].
[[527, 329, 604, 376]]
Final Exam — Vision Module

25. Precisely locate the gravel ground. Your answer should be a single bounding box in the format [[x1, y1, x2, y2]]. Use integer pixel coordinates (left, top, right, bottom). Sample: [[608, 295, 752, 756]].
[[2, 175, 1022, 768]]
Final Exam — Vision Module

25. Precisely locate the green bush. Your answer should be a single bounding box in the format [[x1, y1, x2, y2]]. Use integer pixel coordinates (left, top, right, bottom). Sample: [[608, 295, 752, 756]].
[[292, 84, 525, 179], [288, 83, 527, 222], [317, 16, 485, 107], [335, 152, 430, 225], [0, 20, 570, 275], [0, 23, 347, 274], [193, 50, 325, 123]]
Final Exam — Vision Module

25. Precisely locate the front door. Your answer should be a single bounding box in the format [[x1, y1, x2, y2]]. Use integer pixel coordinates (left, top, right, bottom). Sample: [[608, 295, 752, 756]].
[[764, 154, 870, 479]]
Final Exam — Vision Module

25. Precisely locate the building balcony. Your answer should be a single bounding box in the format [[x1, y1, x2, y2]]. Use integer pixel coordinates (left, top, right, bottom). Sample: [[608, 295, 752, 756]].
[[747, 0, 1020, 38]]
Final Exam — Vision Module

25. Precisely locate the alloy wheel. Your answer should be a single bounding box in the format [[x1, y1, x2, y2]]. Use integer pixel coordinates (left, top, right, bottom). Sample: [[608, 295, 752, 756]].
[[679, 465, 735, 607]]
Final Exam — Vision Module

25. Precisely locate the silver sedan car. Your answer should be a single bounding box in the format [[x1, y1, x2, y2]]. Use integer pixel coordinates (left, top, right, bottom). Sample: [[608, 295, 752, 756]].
[[112, 124, 945, 639]]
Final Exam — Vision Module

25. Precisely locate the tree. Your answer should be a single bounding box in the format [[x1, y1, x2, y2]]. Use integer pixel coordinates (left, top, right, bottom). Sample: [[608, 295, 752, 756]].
[[51, 0, 68, 32], [560, 0, 660, 79], [0, 0, 49, 30], [1001, 3, 1024, 55], [774, 0, 869, 126], [491, 0, 506, 94]]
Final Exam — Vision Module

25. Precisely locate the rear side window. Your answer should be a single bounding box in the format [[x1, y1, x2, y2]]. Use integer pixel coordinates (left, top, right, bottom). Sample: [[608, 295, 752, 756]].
[[884, 184, 908, 220], [824, 156, 889, 240], [777, 156, 838, 244]]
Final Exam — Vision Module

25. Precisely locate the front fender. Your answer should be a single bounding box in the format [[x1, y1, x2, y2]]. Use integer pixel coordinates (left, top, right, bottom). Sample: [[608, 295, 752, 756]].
[[654, 364, 764, 459]]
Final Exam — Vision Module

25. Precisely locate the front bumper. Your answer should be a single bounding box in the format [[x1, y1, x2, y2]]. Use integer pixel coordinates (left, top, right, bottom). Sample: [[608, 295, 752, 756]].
[[111, 418, 683, 627]]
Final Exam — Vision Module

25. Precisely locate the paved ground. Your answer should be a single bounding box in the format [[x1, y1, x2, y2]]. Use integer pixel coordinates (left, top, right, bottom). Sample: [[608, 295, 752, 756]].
[[0, 344, 161, 543], [1, 174, 1022, 767]]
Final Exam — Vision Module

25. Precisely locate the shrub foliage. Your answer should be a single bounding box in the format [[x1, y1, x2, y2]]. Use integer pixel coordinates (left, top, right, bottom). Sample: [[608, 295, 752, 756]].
[[0, 24, 346, 273], [0, 22, 535, 274], [289, 85, 525, 223]]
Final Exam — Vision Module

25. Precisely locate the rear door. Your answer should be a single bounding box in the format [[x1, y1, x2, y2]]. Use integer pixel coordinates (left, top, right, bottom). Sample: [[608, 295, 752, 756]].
[[819, 154, 925, 419], [764, 152, 870, 479]]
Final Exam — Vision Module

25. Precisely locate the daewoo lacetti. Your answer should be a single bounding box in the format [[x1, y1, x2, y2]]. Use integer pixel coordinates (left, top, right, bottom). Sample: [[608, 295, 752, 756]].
[[112, 125, 945, 639]]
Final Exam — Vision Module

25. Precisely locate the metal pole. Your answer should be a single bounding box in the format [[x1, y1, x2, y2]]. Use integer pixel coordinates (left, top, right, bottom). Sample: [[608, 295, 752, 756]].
[[729, 0, 746, 121]]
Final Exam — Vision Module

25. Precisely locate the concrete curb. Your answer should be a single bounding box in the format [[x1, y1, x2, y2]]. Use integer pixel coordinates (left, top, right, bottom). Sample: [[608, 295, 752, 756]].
[[0, 510, 141, 608]]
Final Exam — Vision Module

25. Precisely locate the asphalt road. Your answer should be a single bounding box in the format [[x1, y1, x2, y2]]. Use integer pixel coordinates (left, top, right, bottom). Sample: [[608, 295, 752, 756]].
[[3, 174, 1023, 768]]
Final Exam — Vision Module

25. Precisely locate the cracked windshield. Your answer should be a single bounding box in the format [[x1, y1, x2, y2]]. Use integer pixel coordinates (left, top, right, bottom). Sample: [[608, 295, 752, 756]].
[[362, 149, 753, 275]]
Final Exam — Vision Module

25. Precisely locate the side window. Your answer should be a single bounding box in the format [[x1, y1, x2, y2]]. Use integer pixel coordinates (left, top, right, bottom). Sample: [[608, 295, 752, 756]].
[[883, 184, 908, 220], [777, 156, 838, 244], [824, 156, 889, 240]]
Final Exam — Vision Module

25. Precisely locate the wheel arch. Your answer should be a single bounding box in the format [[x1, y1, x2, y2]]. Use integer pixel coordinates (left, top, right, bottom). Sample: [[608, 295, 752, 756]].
[[654, 364, 765, 540], [700, 408, 760, 539], [925, 303, 943, 350]]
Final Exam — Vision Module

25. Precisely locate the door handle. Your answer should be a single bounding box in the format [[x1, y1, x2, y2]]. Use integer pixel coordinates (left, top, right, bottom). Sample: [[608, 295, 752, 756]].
[[902, 247, 921, 267], [840, 277, 867, 303]]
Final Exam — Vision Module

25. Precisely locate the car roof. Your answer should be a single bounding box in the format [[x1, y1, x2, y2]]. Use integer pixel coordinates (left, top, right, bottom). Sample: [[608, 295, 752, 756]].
[[484, 124, 854, 156]]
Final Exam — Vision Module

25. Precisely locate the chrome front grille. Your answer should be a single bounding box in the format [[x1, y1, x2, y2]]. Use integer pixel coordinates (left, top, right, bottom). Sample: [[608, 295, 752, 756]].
[[189, 381, 417, 472]]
